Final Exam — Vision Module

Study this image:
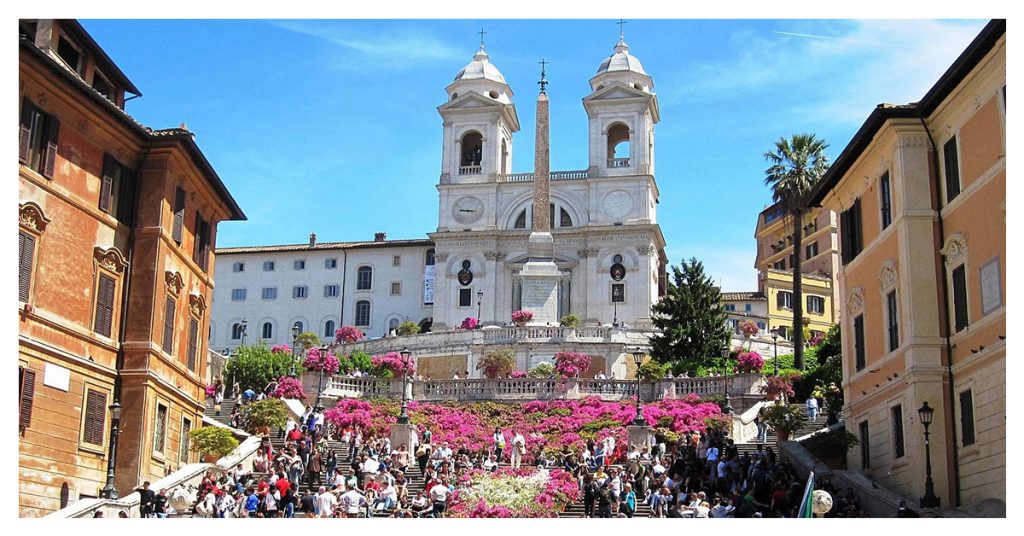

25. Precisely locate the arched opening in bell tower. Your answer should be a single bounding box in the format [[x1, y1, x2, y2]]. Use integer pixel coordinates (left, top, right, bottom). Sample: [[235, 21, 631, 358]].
[[607, 123, 631, 168], [460, 131, 483, 174]]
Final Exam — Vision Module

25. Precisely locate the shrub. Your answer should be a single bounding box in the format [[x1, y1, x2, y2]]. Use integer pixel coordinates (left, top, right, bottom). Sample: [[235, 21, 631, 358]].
[[735, 351, 765, 373], [762, 403, 806, 436], [460, 317, 480, 330], [760, 371, 800, 401], [638, 360, 669, 381], [335, 326, 365, 344], [510, 370, 528, 378], [559, 314, 580, 329], [528, 362, 555, 378], [477, 349, 516, 379], [189, 427, 239, 458], [398, 320, 421, 336], [223, 343, 303, 394], [271, 375, 306, 399], [241, 398, 288, 434], [801, 428, 859, 460], [553, 351, 591, 378], [302, 347, 340, 374], [511, 310, 533, 324]]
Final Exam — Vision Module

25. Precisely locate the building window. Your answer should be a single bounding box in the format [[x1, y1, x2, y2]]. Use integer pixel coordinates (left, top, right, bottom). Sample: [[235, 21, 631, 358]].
[[777, 291, 793, 310], [745, 303, 752, 312], [99, 154, 136, 224], [19, 367, 36, 434], [393, 255, 401, 267], [943, 135, 961, 203], [19, 231, 37, 303], [886, 290, 899, 352], [773, 259, 786, 271], [879, 171, 892, 229], [391, 282, 402, 296], [261, 322, 273, 339], [357, 266, 373, 290], [840, 198, 864, 264], [162, 297, 176, 355], [293, 321, 304, 333], [326, 258, 338, 269], [514, 210, 527, 229], [154, 403, 168, 453], [806, 241, 819, 260], [323, 320, 336, 338], [354, 300, 371, 326], [459, 288, 472, 307], [293, 286, 308, 299], [192, 211, 211, 272], [776, 326, 789, 340], [425, 249, 435, 266], [263, 261, 275, 271], [724, 304, 735, 312], [56, 36, 82, 73], [180, 418, 192, 463], [757, 321, 766, 331], [187, 318, 199, 372], [231, 323, 244, 340], [324, 284, 340, 298], [171, 187, 186, 245], [807, 295, 825, 315], [891, 404, 905, 459], [93, 273, 117, 338], [389, 318, 400, 333], [980, 257, 1002, 316], [854, 314, 865, 371], [952, 264, 969, 333], [859, 420, 870, 470], [262, 287, 277, 300], [960, 389, 975, 446], [231, 288, 247, 301], [19, 98, 60, 179], [232, 262, 245, 272], [294, 259, 306, 270], [81, 389, 108, 447]]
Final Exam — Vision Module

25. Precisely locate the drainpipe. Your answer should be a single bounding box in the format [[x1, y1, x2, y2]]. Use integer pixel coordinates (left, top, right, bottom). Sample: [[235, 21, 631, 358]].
[[919, 114, 961, 507], [339, 249, 348, 329]]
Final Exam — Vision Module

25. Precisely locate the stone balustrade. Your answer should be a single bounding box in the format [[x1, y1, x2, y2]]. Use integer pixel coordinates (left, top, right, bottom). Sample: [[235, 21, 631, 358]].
[[497, 169, 589, 182], [323, 373, 764, 403]]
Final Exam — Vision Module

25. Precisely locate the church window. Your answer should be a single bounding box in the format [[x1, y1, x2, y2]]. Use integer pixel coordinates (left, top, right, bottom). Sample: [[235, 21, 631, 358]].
[[460, 131, 483, 174], [607, 123, 631, 167], [514, 209, 527, 229], [560, 207, 573, 227]]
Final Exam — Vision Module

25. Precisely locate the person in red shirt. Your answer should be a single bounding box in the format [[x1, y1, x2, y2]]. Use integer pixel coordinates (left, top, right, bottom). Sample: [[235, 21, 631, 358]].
[[257, 478, 270, 499], [275, 473, 291, 497]]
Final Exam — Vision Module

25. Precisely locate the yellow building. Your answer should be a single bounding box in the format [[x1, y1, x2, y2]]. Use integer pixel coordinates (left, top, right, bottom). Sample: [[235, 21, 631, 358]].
[[809, 20, 1004, 511], [754, 200, 840, 339], [761, 269, 835, 342]]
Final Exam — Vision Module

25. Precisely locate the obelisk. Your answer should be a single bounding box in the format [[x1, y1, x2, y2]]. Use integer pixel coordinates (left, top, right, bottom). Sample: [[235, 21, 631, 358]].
[[519, 60, 561, 325]]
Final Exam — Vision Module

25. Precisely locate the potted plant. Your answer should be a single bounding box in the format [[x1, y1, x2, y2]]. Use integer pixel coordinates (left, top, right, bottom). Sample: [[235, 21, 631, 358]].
[[460, 317, 480, 330], [334, 326, 365, 344], [735, 351, 765, 374], [528, 362, 556, 378], [801, 428, 859, 469], [759, 371, 800, 402], [559, 314, 580, 329], [553, 351, 592, 379], [511, 310, 533, 327], [761, 402, 806, 442], [477, 349, 516, 379], [638, 360, 669, 381], [240, 398, 289, 436], [398, 320, 421, 336], [188, 426, 239, 463]]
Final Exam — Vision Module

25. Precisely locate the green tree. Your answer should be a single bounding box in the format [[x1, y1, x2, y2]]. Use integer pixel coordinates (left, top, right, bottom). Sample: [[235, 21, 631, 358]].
[[649, 257, 731, 374], [764, 133, 830, 371], [223, 343, 302, 394]]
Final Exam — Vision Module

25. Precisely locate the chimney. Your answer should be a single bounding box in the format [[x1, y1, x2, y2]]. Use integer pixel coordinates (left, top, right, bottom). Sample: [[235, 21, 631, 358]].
[[374, 232, 387, 242], [309, 232, 317, 247]]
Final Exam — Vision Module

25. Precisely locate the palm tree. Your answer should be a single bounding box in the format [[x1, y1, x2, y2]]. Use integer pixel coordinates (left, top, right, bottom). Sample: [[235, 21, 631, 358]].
[[763, 133, 830, 371]]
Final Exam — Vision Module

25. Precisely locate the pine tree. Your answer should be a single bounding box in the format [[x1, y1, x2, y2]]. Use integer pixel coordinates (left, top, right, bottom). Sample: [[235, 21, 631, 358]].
[[649, 257, 731, 374]]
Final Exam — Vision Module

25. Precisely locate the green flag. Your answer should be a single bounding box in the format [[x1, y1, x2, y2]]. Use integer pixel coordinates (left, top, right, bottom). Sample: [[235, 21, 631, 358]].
[[797, 471, 815, 518]]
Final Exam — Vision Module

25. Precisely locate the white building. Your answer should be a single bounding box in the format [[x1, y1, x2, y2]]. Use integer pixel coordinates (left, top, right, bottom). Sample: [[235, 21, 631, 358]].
[[721, 291, 769, 336], [211, 36, 668, 356], [211, 233, 435, 352]]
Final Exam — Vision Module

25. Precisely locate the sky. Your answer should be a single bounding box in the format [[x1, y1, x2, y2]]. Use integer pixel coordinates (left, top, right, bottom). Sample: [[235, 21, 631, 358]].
[[78, 18, 989, 291]]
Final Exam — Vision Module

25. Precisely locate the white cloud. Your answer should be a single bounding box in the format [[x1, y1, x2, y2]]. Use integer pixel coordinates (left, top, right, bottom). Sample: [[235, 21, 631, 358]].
[[269, 20, 463, 70]]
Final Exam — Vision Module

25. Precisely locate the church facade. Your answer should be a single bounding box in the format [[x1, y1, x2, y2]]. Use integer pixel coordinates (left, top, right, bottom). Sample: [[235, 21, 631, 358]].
[[211, 37, 667, 348]]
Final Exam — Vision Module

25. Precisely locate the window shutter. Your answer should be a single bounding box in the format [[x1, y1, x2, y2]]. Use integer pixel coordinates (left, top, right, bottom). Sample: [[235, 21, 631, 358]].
[[952, 265, 969, 332], [187, 318, 199, 371], [94, 273, 116, 337], [200, 217, 211, 271], [163, 297, 176, 355], [852, 199, 863, 254], [19, 99, 32, 164], [776, 291, 784, 309], [99, 154, 115, 213], [840, 209, 851, 265], [84, 390, 107, 445], [192, 212, 202, 262], [944, 136, 961, 202], [172, 187, 186, 244], [959, 390, 975, 446], [42, 115, 60, 179], [19, 369, 36, 432], [19, 231, 35, 302]]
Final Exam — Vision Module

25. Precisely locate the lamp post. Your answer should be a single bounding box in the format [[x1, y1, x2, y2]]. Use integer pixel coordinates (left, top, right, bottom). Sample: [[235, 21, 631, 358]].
[[397, 347, 412, 424], [313, 344, 331, 411], [476, 290, 484, 327], [239, 318, 248, 346], [770, 327, 779, 376], [99, 401, 122, 499], [918, 401, 940, 508], [290, 322, 301, 377], [631, 348, 646, 426], [722, 345, 733, 414]]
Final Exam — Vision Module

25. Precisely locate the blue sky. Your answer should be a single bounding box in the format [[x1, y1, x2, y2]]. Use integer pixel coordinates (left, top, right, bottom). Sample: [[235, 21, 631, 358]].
[[80, 19, 988, 290]]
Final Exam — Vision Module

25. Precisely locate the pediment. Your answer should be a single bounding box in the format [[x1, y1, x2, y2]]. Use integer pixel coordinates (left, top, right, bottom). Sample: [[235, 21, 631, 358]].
[[440, 93, 504, 111], [585, 82, 649, 102]]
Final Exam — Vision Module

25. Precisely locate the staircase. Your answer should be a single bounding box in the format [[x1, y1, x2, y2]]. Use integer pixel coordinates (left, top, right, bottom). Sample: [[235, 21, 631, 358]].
[[734, 403, 828, 457]]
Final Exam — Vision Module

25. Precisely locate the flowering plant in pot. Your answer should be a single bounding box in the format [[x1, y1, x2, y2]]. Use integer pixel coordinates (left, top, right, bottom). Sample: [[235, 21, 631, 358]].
[[559, 314, 580, 329], [371, 351, 417, 377], [477, 349, 516, 379], [270, 375, 306, 399], [740, 320, 760, 339], [302, 347, 340, 375], [460, 317, 480, 330], [553, 351, 591, 378], [760, 371, 800, 402], [735, 351, 765, 374], [204, 384, 218, 397], [509, 370, 528, 378], [334, 326, 365, 344], [269, 344, 291, 354], [761, 402, 806, 442], [511, 310, 533, 326]]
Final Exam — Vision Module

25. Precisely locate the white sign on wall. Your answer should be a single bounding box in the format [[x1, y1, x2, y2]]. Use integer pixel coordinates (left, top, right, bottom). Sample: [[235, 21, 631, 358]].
[[980, 258, 1001, 315], [423, 265, 435, 305], [43, 363, 71, 391]]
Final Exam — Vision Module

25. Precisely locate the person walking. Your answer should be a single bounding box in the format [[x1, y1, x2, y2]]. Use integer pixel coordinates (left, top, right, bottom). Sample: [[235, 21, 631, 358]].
[[806, 396, 819, 422], [755, 405, 768, 443], [493, 428, 506, 461], [510, 431, 525, 469], [621, 483, 636, 518]]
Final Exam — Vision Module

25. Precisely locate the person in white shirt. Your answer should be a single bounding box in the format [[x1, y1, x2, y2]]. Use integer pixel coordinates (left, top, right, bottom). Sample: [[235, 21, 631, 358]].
[[193, 491, 216, 518], [483, 454, 498, 472], [510, 431, 526, 469], [341, 488, 366, 518], [410, 491, 432, 517], [429, 478, 451, 517], [710, 497, 735, 518], [332, 469, 346, 490], [217, 492, 236, 518]]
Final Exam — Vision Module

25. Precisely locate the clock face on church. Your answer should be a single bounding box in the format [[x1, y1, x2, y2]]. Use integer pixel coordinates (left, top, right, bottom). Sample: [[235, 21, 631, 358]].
[[602, 190, 633, 220], [452, 196, 484, 224]]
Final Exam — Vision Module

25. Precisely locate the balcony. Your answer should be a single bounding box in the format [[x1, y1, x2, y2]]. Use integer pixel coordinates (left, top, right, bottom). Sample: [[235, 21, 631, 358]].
[[496, 169, 589, 183], [459, 165, 482, 175], [607, 157, 630, 168]]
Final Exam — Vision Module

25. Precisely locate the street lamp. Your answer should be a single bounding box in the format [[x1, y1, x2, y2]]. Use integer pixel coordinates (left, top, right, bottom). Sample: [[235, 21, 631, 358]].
[[99, 401, 122, 499], [240, 318, 248, 346], [397, 347, 412, 424], [631, 348, 647, 426], [770, 327, 779, 376], [314, 345, 330, 411], [290, 322, 301, 376], [722, 346, 733, 414], [476, 290, 484, 328], [918, 401, 940, 508]]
